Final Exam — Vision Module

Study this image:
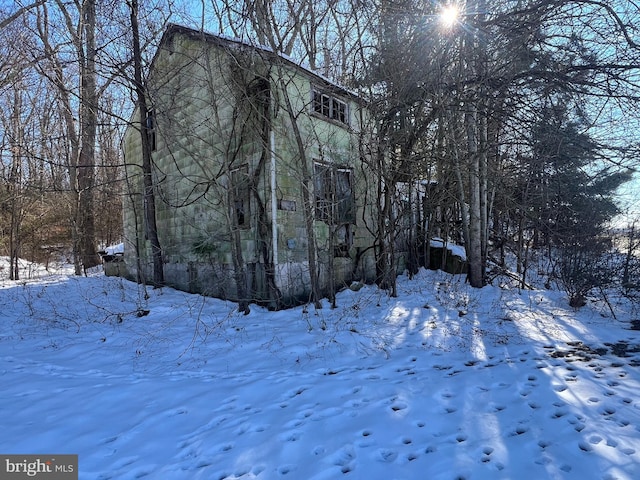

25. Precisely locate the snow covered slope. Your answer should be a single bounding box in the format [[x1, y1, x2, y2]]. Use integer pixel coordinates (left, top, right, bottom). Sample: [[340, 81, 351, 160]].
[[1, 269, 639, 479]]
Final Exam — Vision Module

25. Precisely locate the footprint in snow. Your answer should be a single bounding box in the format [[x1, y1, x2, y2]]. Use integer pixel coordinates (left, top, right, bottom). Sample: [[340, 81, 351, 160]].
[[617, 418, 631, 427], [165, 408, 188, 416], [511, 424, 529, 436], [405, 451, 419, 462], [480, 446, 494, 463], [390, 402, 408, 413], [284, 385, 311, 399], [356, 430, 375, 448], [534, 455, 552, 466], [215, 396, 239, 411], [279, 430, 302, 442], [538, 440, 551, 449], [579, 441, 593, 452], [606, 438, 618, 448], [375, 448, 398, 463], [329, 445, 356, 473], [277, 464, 296, 476], [599, 405, 617, 416], [251, 465, 266, 476], [589, 435, 603, 445], [489, 403, 506, 413], [284, 418, 304, 429]]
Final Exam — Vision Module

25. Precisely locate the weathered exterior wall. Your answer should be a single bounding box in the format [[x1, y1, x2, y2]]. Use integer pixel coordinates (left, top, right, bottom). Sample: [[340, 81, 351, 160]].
[[122, 26, 378, 307]]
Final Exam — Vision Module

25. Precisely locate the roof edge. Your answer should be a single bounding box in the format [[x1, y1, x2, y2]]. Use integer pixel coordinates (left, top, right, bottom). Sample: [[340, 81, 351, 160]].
[[157, 23, 360, 99]]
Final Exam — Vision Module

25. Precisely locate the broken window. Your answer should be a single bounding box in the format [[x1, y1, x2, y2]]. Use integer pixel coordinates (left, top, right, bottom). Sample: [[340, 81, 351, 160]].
[[312, 90, 349, 125], [335, 168, 355, 223], [231, 165, 250, 228], [314, 162, 355, 225], [314, 163, 332, 222]]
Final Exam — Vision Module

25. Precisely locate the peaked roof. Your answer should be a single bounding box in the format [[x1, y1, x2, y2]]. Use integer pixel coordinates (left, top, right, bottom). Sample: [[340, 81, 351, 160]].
[[156, 23, 360, 99]]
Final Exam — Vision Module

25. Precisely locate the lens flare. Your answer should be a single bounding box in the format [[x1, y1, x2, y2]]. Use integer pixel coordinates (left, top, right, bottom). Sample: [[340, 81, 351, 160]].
[[440, 5, 460, 28]]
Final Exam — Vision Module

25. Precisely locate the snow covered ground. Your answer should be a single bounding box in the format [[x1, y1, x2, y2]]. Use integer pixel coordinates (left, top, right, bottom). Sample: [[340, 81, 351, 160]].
[[1, 261, 639, 479]]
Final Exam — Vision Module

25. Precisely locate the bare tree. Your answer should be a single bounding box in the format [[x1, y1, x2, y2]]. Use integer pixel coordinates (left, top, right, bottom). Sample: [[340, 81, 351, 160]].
[[0, 0, 45, 31], [32, 1, 101, 274], [128, 0, 164, 287]]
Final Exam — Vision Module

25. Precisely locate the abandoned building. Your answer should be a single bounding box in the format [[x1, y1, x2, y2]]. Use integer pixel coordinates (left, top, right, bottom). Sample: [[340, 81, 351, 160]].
[[122, 24, 381, 307]]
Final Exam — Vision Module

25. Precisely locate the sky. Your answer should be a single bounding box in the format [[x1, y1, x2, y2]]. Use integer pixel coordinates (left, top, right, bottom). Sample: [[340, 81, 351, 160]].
[[1, 257, 639, 479]]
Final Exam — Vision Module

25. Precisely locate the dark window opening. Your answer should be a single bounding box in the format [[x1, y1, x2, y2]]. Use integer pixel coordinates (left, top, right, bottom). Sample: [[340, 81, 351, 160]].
[[146, 109, 156, 151], [312, 90, 349, 125], [334, 99, 346, 123], [314, 162, 355, 225], [231, 165, 250, 228], [314, 163, 332, 222], [334, 224, 353, 257]]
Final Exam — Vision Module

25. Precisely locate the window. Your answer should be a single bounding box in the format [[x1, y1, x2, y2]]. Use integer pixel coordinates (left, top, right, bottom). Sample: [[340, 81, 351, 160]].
[[145, 109, 156, 151], [231, 165, 250, 227], [314, 162, 355, 224], [312, 90, 348, 125], [335, 168, 355, 223], [314, 163, 331, 222]]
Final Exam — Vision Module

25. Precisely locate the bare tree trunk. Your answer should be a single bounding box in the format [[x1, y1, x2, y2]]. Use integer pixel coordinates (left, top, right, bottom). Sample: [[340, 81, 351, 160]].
[[459, 0, 487, 288], [129, 0, 164, 287], [465, 103, 484, 287], [226, 161, 250, 314], [278, 77, 322, 308], [77, 0, 100, 272], [377, 165, 398, 296], [37, 1, 99, 274]]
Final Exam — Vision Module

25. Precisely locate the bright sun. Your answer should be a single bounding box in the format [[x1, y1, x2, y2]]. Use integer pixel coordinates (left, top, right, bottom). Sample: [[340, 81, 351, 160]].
[[440, 5, 460, 28]]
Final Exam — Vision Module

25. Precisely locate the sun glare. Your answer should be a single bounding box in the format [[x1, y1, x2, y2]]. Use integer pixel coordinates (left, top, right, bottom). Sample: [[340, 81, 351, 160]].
[[440, 4, 460, 28]]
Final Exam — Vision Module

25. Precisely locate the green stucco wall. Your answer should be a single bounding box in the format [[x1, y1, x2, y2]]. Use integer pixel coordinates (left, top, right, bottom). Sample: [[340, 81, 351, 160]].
[[122, 27, 378, 307]]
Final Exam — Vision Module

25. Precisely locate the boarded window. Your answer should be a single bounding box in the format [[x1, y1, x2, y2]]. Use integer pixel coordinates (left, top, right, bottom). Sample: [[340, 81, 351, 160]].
[[231, 165, 250, 228], [314, 162, 355, 224]]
